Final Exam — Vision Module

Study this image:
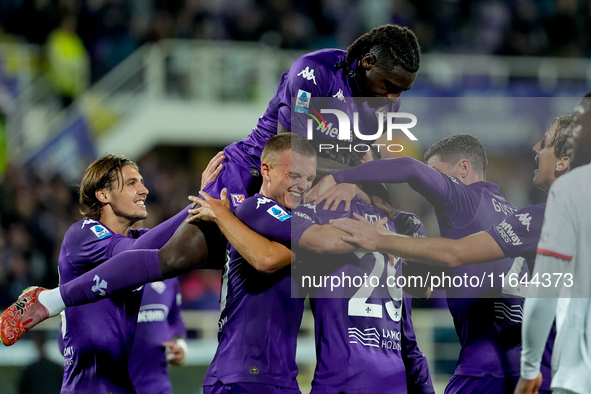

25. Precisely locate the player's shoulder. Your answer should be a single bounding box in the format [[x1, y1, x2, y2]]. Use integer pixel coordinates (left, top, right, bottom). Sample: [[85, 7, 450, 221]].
[[294, 202, 319, 219], [505, 203, 545, 235], [391, 210, 425, 237], [393, 210, 423, 225], [238, 194, 292, 223], [289, 49, 345, 83], [513, 203, 546, 218], [66, 218, 113, 241], [293, 49, 345, 69]]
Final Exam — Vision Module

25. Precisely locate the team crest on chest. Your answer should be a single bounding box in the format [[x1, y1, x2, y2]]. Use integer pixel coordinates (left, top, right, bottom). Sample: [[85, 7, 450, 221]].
[[230, 194, 246, 207]]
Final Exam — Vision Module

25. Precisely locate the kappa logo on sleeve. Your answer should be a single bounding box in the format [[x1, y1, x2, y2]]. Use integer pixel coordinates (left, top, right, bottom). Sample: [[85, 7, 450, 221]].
[[332, 89, 346, 103], [267, 205, 291, 221], [230, 194, 246, 207], [90, 224, 111, 239], [297, 67, 317, 85], [81, 219, 98, 229], [516, 213, 532, 231], [256, 197, 273, 209]]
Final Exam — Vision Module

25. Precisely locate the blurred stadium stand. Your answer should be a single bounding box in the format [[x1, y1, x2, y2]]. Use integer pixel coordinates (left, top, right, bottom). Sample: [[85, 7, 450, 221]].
[[1, 0, 591, 392]]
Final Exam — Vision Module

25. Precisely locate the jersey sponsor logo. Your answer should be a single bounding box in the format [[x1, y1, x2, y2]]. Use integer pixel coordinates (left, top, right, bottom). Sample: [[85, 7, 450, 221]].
[[230, 193, 246, 207], [63, 346, 75, 366], [348, 326, 402, 351], [90, 224, 111, 239], [295, 89, 311, 113], [137, 303, 169, 323], [495, 219, 523, 246], [267, 204, 291, 221], [91, 275, 108, 296], [516, 213, 532, 231], [218, 316, 228, 332], [294, 211, 312, 221], [63, 346, 74, 357], [297, 66, 317, 85], [256, 197, 273, 209], [81, 219, 98, 229], [492, 197, 515, 216], [150, 281, 166, 294], [494, 301, 523, 323], [332, 89, 346, 103]]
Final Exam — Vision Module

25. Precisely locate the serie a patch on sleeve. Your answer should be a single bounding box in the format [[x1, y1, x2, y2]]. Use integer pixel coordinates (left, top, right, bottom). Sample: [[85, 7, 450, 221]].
[[267, 205, 291, 221], [90, 224, 111, 239], [295, 89, 311, 113]]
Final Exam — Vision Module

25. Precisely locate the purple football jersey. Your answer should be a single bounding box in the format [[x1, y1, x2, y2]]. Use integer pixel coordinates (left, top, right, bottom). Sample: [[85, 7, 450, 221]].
[[332, 157, 524, 379], [486, 203, 555, 392], [59, 219, 150, 393], [207, 49, 401, 211], [203, 194, 304, 389], [129, 278, 186, 394], [292, 199, 433, 393]]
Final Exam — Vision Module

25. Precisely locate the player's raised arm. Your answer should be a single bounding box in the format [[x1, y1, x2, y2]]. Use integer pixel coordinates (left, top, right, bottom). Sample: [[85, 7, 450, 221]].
[[188, 189, 291, 274], [331, 213, 505, 267]]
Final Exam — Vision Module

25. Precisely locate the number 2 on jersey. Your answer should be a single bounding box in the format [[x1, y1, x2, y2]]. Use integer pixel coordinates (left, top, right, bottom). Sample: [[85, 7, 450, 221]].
[[348, 251, 403, 322]]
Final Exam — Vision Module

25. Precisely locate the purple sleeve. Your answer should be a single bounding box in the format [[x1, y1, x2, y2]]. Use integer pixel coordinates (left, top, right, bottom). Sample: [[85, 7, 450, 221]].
[[235, 196, 292, 247], [291, 205, 319, 245], [390, 211, 427, 238], [63, 222, 127, 271], [277, 55, 331, 135], [167, 279, 187, 338], [486, 204, 545, 258], [109, 205, 191, 257], [332, 157, 454, 208], [401, 295, 435, 393]]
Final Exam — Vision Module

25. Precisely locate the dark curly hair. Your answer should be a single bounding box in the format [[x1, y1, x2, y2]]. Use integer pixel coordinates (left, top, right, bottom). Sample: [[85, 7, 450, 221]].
[[335, 24, 421, 77]]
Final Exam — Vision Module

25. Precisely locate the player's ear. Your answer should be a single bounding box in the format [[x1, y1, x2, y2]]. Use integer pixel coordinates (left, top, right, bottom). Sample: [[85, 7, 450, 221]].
[[362, 53, 376, 70], [458, 159, 471, 179], [261, 162, 271, 181], [556, 155, 570, 172], [95, 189, 109, 203]]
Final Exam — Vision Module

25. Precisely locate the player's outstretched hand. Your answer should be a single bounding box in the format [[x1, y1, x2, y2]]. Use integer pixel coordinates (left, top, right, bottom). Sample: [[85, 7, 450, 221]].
[[514, 374, 542, 394], [330, 213, 389, 251], [187, 188, 231, 224], [200, 151, 225, 191], [1, 286, 49, 346]]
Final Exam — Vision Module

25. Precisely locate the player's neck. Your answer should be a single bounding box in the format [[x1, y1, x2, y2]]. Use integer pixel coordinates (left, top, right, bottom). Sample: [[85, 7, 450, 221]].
[[99, 212, 134, 236], [462, 172, 485, 185]]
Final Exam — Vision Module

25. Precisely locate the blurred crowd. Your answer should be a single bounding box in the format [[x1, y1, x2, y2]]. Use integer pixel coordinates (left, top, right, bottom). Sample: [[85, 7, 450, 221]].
[[1, 0, 591, 83]]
